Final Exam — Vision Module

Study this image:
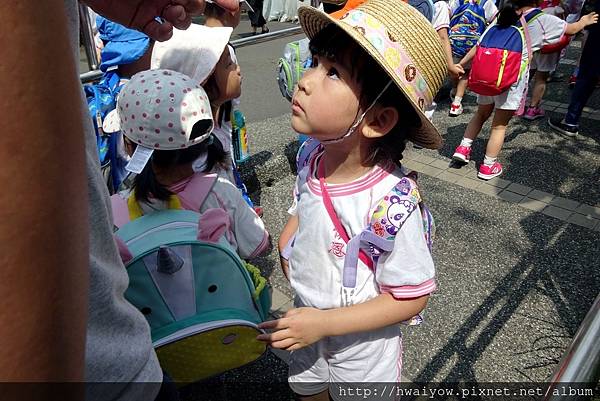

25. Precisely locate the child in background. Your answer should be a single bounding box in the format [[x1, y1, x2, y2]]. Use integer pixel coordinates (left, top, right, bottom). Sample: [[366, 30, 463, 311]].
[[106, 70, 270, 260], [261, 1, 446, 398], [151, 24, 262, 213], [523, 3, 567, 120], [203, 0, 261, 213], [448, 0, 498, 116], [434, 0, 466, 80], [452, 0, 597, 180]]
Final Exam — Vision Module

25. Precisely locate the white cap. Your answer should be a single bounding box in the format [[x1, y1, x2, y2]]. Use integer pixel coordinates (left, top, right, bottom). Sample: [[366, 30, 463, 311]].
[[150, 24, 233, 85]]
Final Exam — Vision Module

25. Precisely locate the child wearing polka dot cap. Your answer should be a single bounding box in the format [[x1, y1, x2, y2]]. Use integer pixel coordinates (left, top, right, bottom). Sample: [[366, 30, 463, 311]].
[[106, 69, 270, 260]]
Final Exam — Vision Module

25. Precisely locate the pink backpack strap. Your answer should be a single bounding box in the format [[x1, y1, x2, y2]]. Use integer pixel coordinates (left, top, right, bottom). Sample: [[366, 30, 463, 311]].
[[176, 172, 218, 212], [110, 194, 131, 229]]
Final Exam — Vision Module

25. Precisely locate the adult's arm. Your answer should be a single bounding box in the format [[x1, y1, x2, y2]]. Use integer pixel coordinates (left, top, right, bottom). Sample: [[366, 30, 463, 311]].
[[83, 0, 240, 41], [0, 0, 88, 385]]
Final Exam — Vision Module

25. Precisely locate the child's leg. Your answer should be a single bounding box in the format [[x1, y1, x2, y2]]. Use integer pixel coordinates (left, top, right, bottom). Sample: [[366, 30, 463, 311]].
[[477, 108, 513, 180], [465, 103, 494, 140], [449, 74, 469, 116], [485, 109, 514, 158], [452, 103, 493, 163], [529, 70, 550, 108]]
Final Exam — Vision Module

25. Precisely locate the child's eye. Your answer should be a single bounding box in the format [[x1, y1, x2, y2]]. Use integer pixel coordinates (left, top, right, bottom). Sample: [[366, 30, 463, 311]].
[[310, 56, 319, 68], [327, 67, 340, 80]]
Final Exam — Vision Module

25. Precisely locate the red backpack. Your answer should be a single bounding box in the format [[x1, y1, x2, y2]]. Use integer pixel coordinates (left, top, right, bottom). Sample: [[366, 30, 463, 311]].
[[468, 14, 534, 96]]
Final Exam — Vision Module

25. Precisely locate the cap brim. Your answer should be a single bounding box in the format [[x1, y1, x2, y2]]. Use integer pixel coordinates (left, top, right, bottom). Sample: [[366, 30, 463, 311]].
[[298, 6, 443, 149]]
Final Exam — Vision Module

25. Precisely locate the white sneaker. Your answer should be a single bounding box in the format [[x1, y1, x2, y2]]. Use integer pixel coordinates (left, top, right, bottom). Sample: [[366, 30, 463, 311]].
[[449, 103, 463, 117]]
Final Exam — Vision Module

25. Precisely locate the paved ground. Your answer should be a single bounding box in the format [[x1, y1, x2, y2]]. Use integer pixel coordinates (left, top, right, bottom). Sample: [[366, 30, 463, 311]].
[[80, 16, 599, 400]]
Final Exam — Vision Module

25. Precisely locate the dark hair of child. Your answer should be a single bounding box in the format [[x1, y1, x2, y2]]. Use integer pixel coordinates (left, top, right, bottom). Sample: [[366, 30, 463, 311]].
[[203, 70, 233, 126], [132, 121, 228, 203], [497, 0, 539, 27], [309, 24, 421, 166]]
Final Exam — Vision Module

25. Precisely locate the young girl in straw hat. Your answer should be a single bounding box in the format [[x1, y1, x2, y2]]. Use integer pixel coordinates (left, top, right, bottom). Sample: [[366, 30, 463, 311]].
[[257, 0, 447, 397]]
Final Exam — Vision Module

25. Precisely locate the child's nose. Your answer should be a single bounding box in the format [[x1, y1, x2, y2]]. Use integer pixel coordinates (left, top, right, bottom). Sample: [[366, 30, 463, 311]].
[[297, 72, 312, 95]]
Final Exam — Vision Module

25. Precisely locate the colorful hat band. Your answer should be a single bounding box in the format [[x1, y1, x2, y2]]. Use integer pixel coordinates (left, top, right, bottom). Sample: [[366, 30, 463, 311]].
[[339, 9, 433, 109]]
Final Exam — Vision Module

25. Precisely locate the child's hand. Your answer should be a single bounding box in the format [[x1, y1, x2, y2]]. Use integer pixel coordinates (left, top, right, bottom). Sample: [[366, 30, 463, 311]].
[[582, 12, 599, 26], [256, 307, 328, 350], [448, 63, 465, 79]]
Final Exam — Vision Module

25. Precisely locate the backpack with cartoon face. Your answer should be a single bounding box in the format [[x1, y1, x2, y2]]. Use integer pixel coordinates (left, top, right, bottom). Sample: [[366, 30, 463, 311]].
[[110, 173, 271, 383]]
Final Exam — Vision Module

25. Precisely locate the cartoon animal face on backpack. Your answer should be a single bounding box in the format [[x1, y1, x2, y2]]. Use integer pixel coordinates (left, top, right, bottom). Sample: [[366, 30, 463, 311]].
[[371, 177, 421, 239]]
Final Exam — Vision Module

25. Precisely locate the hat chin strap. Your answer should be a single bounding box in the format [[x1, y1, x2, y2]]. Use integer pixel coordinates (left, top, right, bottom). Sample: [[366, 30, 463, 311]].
[[320, 81, 393, 145]]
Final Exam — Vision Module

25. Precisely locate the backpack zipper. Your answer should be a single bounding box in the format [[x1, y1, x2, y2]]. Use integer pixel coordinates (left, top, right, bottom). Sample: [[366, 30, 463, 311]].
[[497, 49, 509, 88], [125, 221, 197, 247], [153, 319, 260, 348]]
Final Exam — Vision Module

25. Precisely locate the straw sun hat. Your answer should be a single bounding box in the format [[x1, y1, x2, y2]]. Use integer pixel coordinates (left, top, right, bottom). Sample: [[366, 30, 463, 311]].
[[298, 0, 447, 149]]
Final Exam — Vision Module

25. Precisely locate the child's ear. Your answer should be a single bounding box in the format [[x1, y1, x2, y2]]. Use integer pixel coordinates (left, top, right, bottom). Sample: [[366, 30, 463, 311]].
[[362, 106, 399, 139]]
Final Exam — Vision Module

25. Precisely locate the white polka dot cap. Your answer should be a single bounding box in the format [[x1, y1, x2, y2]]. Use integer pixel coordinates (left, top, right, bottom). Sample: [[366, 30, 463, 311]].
[[105, 69, 214, 151]]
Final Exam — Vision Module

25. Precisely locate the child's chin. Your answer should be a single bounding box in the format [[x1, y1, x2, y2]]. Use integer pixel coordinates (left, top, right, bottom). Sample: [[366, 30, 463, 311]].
[[290, 117, 307, 134]]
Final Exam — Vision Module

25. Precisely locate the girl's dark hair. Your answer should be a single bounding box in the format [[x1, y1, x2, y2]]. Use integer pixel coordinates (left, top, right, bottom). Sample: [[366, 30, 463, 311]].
[[309, 24, 420, 166], [132, 121, 228, 203], [203, 70, 233, 125], [497, 0, 538, 27]]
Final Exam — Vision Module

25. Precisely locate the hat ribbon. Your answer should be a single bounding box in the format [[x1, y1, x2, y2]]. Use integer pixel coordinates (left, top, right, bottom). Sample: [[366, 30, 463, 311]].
[[339, 9, 434, 109]]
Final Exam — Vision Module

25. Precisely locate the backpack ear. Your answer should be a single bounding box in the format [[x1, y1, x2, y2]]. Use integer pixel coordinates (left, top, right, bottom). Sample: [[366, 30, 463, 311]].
[[198, 208, 231, 244]]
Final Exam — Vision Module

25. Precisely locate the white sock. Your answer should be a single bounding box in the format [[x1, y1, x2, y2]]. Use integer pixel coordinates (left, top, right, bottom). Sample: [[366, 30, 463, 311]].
[[484, 155, 497, 166], [460, 138, 473, 148], [452, 96, 463, 105]]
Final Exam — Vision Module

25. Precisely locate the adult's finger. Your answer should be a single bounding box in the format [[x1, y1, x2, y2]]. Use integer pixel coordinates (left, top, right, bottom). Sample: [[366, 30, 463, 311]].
[[142, 19, 174, 42], [171, 0, 206, 16], [162, 3, 192, 29]]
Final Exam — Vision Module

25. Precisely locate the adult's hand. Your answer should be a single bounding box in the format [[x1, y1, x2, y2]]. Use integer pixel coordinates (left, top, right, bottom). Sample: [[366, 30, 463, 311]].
[[82, 0, 240, 41]]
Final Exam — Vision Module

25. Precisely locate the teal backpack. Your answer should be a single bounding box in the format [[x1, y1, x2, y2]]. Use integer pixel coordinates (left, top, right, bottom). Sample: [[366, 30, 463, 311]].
[[111, 173, 271, 383]]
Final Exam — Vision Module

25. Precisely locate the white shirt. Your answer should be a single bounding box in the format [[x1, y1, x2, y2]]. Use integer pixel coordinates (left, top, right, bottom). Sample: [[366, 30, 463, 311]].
[[288, 152, 436, 310], [432, 1, 451, 31]]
